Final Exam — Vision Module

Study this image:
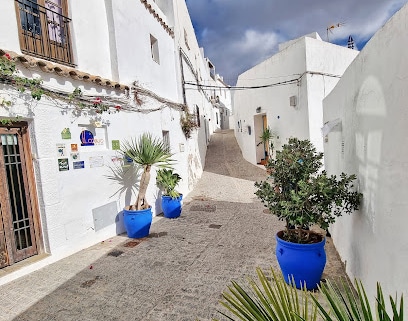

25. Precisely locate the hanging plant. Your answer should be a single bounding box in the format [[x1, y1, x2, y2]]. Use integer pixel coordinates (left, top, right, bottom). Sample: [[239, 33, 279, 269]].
[[180, 109, 199, 138]]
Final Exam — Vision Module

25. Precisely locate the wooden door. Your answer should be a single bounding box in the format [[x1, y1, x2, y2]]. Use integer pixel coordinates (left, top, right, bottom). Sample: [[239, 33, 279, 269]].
[[0, 124, 40, 267]]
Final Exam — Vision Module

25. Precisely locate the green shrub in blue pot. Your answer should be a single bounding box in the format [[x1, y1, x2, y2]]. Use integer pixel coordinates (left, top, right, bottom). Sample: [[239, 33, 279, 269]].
[[255, 138, 362, 290], [119, 133, 174, 238], [156, 169, 183, 219]]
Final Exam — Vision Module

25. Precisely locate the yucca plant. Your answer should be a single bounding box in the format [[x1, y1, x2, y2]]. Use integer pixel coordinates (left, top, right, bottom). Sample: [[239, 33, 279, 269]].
[[215, 267, 317, 321], [120, 133, 174, 210], [259, 126, 274, 159], [215, 267, 404, 321]]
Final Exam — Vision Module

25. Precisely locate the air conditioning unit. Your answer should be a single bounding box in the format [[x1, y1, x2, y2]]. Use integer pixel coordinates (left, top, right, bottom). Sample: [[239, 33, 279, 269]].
[[289, 95, 297, 107]]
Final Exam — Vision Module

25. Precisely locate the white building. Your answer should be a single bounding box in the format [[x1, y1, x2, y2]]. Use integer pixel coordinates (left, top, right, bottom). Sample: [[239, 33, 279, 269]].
[[323, 3, 408, 309], [233, 33, 358, 165], [0, 0, 230, 283]]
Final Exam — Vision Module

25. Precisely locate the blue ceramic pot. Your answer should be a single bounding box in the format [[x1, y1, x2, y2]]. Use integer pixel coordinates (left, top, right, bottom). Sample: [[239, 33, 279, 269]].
[[161, 195, 182, 219], [123, 207, 152, 238], [276, 231, 326, 290]]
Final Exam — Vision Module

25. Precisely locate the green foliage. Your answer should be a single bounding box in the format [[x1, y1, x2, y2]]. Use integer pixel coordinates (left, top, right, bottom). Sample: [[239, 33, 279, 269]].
[[215, 267, 317, 321], [119, 133, 174, 210], [121, 133, 174, 168], [255, 138, 361, 243], [312, 278, 404, 321], [260, 126, 274, 156], [1, 56, 116, 115], [216, 267, 404, 321], [156, 168, 181, 198], [180, 110, 198, 138], [0, 55, 16, 77], [0, 116, 21, 126], [14, 76, 44, 100]]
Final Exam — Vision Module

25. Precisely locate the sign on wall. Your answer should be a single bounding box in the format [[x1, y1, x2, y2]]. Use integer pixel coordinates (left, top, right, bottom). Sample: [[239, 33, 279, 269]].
[[58, 158, 69, 171]]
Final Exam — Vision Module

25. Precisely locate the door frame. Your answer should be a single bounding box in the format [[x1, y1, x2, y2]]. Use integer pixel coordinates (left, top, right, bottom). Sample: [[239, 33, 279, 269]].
[[0, 122, 43, 267]]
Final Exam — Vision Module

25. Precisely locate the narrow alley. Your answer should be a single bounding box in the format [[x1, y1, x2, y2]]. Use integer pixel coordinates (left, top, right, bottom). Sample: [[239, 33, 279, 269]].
[[0, 130, 347, 321]]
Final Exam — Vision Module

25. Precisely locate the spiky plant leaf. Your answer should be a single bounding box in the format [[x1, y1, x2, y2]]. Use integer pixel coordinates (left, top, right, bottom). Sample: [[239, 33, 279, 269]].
[[216, 268, 317, 321]]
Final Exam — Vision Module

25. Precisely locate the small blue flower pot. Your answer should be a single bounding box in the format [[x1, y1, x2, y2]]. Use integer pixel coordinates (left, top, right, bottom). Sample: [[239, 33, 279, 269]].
[[161, 195, 183, 219]]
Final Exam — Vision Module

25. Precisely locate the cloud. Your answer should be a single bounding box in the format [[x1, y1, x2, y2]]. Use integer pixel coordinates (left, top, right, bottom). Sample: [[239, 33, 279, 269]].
[[186, 0, 408, 85]]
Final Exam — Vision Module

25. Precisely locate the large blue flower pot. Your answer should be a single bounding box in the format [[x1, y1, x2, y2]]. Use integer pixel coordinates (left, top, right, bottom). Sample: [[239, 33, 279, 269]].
[[276, 231, 326, 290], [161, 195, 182, 219], [123, 207, 152, 238]]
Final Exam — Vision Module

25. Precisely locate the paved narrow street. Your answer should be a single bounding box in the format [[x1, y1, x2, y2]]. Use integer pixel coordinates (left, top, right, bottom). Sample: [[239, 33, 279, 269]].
[[0, 130, 347, 321]]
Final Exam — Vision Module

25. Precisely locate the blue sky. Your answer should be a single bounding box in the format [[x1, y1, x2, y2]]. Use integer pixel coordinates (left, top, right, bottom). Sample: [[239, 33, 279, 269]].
[[186, 0, 408, 85]]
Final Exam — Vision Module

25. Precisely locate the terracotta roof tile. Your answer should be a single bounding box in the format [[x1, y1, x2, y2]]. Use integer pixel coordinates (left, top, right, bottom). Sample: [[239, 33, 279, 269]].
[[0, 49, 129, 91], [140, 0, 174, 38]]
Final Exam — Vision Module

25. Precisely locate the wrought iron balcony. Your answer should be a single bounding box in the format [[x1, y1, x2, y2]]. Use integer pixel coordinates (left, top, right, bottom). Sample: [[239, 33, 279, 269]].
[[15, 0, 74, 66]]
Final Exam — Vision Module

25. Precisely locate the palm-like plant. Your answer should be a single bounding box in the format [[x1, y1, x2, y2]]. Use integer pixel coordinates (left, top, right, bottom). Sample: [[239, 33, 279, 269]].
[[313, 279, 404, 321], [216, 268, 317, 321], [120, 133, 174, 210], [215, 267, 404, 321], [259, 126, 274, 159]]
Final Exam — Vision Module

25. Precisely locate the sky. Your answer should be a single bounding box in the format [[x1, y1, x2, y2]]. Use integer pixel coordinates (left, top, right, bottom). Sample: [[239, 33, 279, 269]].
[[185, 0, 408, 85]]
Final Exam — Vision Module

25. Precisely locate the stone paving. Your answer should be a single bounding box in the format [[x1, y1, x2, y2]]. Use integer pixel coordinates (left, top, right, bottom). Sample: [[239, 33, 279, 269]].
[[0, 129, 347, 321]]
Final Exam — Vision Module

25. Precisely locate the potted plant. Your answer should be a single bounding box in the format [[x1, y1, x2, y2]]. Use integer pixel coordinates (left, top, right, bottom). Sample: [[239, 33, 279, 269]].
[[119, 133, 173, 238], [259, 126, 274, 164], [255, 138, 361, 289], [156, 168, 183, 219]]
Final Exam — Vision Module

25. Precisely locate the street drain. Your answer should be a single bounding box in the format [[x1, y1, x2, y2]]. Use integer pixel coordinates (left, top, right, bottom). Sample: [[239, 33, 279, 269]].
[[190, 205, 216, 212], [149, 231, 168, 238], [124, 240, 144, 248], [209, 224, 222, 229], [107, 250, 124, 257], [80, 276, 101, 288]]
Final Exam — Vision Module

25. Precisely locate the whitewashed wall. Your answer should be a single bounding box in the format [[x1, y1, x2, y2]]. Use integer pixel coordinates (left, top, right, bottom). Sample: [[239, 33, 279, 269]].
[[234, 34, 357, 165], [172, 0, 231, 189], [0, 0, 223, 284], [323, 4, 408, 310]]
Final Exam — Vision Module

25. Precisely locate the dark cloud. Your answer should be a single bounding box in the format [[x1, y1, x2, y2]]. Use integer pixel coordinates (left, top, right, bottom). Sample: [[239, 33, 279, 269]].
[[186, 0, 408, 85]]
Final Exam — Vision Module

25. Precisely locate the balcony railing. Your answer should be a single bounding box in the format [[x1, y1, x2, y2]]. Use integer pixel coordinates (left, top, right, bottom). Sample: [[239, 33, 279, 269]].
[[15, 0, 74, 66]]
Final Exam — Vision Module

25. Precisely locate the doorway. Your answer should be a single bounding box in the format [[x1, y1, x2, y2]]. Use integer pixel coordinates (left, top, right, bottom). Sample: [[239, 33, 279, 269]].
[[0, 123, 41, 268]]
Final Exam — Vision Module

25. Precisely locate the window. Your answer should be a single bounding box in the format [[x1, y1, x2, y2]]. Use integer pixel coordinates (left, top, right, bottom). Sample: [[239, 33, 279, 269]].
[[184, 29, 190, 50], [208, 60, 215, 80], [195, 105, 201, 127], [162, 131, 170, 152], [150, 34, 160, 64], [15, 0, 74, 66]]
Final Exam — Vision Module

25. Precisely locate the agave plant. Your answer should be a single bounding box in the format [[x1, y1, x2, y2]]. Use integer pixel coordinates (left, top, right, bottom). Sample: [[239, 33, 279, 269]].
[[120, 133, 174, 210], [215, 267, 317, 321]]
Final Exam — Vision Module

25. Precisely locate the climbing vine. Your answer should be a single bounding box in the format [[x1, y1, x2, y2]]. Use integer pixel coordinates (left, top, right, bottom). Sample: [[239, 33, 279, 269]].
[[1, 53, 195, 138]]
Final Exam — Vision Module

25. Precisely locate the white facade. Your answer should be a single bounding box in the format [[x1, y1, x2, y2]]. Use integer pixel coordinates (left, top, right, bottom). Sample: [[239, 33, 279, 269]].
[[323, 4, 408, 308], [233, 33, 358, 165], [0, 0, 230, 283]]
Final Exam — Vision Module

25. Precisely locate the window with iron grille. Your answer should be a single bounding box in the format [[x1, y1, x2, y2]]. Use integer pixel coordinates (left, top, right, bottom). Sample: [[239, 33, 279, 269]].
[[162, 130, 170, 152], [14, 0, 74, 66]]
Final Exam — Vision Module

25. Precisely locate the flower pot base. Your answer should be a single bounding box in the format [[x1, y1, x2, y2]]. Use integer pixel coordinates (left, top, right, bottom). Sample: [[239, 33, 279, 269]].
[[276, 230, 326, 290], [123, 207, 152, 238]]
